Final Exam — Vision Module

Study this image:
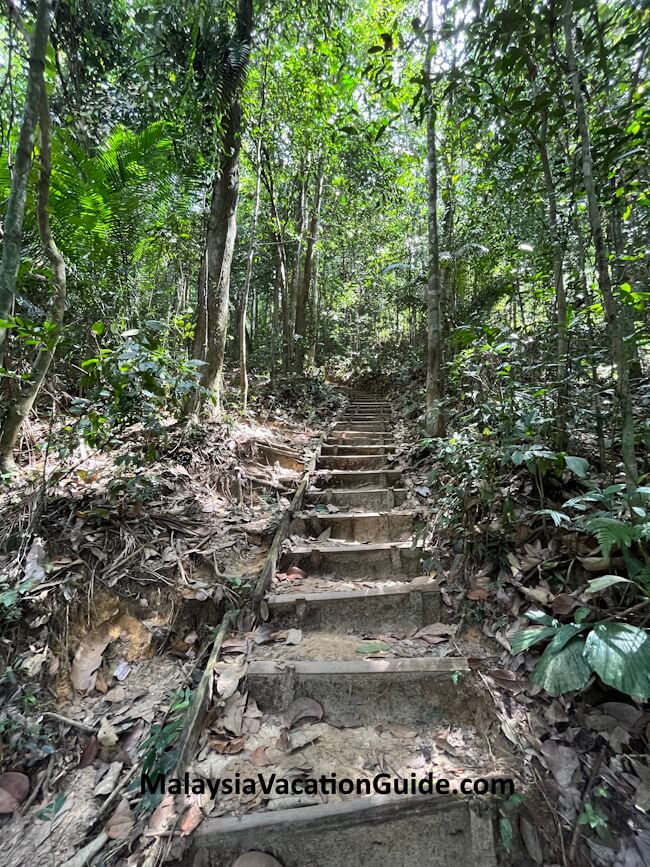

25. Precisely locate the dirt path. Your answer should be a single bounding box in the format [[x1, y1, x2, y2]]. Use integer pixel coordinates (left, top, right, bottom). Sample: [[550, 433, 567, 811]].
[[187, 392, 517, 866]]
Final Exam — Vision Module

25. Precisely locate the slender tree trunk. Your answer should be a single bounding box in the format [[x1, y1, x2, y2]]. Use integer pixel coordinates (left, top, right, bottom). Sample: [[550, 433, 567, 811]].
[[293, 167, 324, 375], [535, 116, 569, 451], [0, 84, 66, 471], [238, 136, 262, 410], [306, 255, 320, 366], [270, 259, 282, 383], [0, 0, 51, 362], [191, 0, 253, 411], [564, 0, 637, 488], [423, 0, 444, 437], [287, 168, 309, 371]]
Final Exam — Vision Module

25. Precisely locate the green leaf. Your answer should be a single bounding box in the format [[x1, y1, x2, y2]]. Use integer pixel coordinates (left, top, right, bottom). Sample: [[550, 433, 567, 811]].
[[510, 626, 558, 655], [90, 321, 105, 335], [355, 641, 390, 654], [564, 455, 589, 478], [585, 575, 632, 595], [524, 610, 557, 627], [532, 637, 592, 696], [584, 623, 650, 698], [499, 816, 513, 851], [586, 517, 635, 559], [547, 623, 587, 653]]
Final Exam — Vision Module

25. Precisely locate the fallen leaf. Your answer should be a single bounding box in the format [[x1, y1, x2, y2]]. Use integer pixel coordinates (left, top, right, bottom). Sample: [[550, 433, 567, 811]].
[[249, 746, 269, 767], [286, 566, 307, 580], [79, 737, 98, 768], [551, 594, 579, 618], [179, 802, 204, 835], [105, 799, 135, 840], [285, 629, 303, 646], [24, 538, 47, 584], [276, 729, 320, 752], [144, 793, 176, 837], [355, 641, 390, 654], [284, 697, 324, 729], [0, 789, 19, 814], [0, 771, 29, 806], [317, 527, 332, 542], [467, 588, 489, 601], [540, 740, 579, 789], [210, 736, 245, 754], [95, 761, 123, 796], [376, 723, 417, 738], [71, 615, 123, 692], [520, 815, 543, 864], [216, 661, 248, 700]]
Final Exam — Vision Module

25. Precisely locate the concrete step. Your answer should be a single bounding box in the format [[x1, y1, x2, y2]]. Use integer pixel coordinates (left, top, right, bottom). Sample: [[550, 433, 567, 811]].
[[245, 657, 475, 724], [313, 469, 403, 489], [190, 793, 496, 867], [281, 539, 425, 579], [326, 430, 393, 443], [266, 581, 440, 632], [290, 509, 414, 542], [316, 454, 389, 471], [333, 421, 389, 432], [304, 487, 407, 510], [320, 443, 396, 456]]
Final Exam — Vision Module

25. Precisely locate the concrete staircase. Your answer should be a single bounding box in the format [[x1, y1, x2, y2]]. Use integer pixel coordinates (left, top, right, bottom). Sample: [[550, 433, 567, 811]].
[[190, 393, 498, 867]]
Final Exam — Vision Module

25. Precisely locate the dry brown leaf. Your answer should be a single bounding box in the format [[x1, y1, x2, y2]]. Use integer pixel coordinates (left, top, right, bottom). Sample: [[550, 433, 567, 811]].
[[216, 661, 248, 700], [284, 697, 323, 729], [376, 723, 417, 738], [179, 802, 204, 836], [0, 771, 29, 806], [105, 799, 135, 840], [249, 746, 269, 767], [144, 793, 176, 837], [71, 615, 123, 692], [210, 736, 245, 755], [78, 737, 98, 769], [286, 566, 307, 580], [467, 588, 490, 601], [0, 789, 19, 814], [276, 729, 320, 753]]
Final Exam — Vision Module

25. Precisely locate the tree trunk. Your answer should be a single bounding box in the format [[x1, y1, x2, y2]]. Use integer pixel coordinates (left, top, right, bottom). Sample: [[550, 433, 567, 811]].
[[0, 0, 52, 361], [535, 115, 569, 451], [306, 255, 320, 366], [287, 167, 309, 371], [423, 0, 444, 437], [293, 167, 324, 375], [191, 0, 253, 411], [238, 135, 262, 410], [564, 0, 636, 487], [0, 83, 66, 471]]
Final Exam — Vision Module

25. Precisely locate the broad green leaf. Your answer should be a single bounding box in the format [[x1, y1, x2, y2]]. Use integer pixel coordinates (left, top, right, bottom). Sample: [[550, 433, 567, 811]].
[[532, 637, 591, 696], [90, 321, 105, 335], [510, 626, 557, 655], [564, 455, 589, 478], [584, 623, 650, 698], [524, 610, 557, 627], [547, 623, 587, 653], [585, 575, 632, 595]]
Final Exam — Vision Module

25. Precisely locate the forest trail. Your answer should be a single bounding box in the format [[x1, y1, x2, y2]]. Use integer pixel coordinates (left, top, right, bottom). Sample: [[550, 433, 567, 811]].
[[189, 392, 506, 867]]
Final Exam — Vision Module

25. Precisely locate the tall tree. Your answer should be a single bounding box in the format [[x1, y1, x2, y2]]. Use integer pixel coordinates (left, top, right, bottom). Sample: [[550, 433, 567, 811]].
[[423, 0, 445, 437], [563, 0, 637, 488], [0, 0, 52, 361], [191, 0, 254, 410]]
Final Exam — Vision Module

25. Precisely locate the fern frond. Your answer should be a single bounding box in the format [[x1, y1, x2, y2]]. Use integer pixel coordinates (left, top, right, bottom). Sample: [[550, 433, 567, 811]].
[[586, 517, 635, 560]]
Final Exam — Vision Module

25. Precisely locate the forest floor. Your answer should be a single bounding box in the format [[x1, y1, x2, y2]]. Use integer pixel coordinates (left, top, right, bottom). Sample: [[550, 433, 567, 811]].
[[0, 381, 648, 867]]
